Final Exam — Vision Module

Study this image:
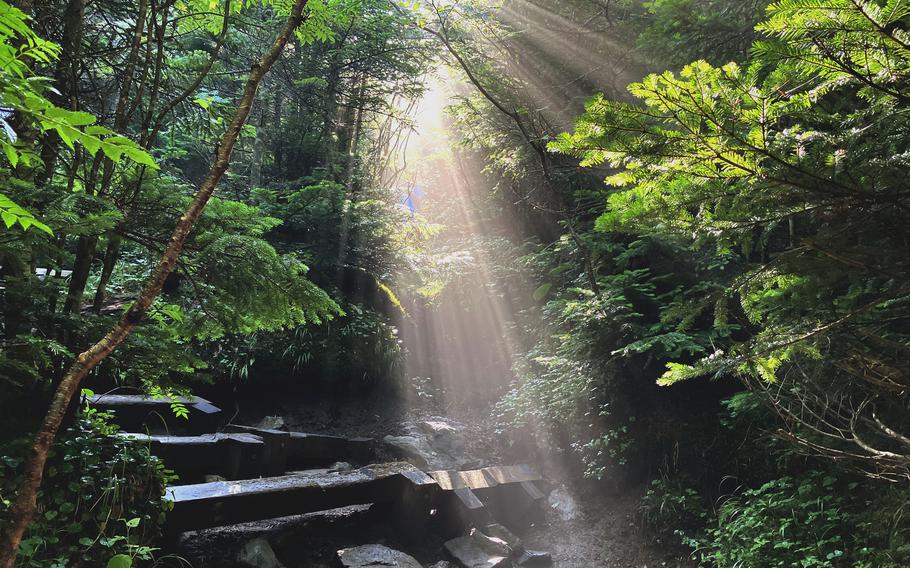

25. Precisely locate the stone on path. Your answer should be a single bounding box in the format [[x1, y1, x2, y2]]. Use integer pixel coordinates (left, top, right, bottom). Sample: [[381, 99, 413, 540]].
[[484, 523, 522, 553], [444, 535, 510, 568], [337, 544, 422, 568], [383, 434, 438, 469], [420, 419, 465, 456], [429, 562, 456, 568], [237, 538, 285, 568], [547, 485, 580, 521], [469, 528, 512, 557], [384, 417, 468, 470], [257, 415, 286, 430]]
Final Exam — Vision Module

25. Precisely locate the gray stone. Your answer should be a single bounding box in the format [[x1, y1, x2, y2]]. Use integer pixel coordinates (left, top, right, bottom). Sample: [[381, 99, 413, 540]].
[[429, 562, 456, 568], [484, 523, 522, 553], [547, 486, 579, 521], [329, 461, 353, 472], [444, 536, 510, 568], [420, 419, 465, 455], [516, 550, 552, 566], [337, 544, 422, 568], [237, 538, 284, 568], [203, 474, 226, 483], [385, 417, 468, 470], [257, 415, 286, 430], [383, 435, 435, 469], [470, 528, 512, 557]]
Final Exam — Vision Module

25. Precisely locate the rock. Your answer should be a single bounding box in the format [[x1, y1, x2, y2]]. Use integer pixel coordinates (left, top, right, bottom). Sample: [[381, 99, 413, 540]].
[[203, 473, 226, 483], [386, 417, 468, 470], [484, 524, 522, 553], [430, 562, 456, 568], [237, 538, 284, 568], [516, 550, 552, 566], [547, 485, 579, 521], [444, 536, 510, 568], [470, 528, 512, 557], [329, 461, 353, 472], [337, 544, 422, 568], [383, 435, 436, 469], [420, 419, 465, 455], [257, 415, 286, 430]]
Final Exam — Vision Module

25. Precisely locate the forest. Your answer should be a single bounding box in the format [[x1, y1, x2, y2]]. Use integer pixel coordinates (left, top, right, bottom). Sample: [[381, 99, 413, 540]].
[[1, 0, 909, 566]]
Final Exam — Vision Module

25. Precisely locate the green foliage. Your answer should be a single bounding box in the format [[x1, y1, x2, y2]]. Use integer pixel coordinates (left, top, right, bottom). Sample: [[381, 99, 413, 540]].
[[636, 0, 767, 67], [0, 411, 173, 568], [690, 472, 910, 567], [496, 233, 733, 478], [552, 0, 910, 478], [202, 302, 403, 386], [640, 476, 709, 542]]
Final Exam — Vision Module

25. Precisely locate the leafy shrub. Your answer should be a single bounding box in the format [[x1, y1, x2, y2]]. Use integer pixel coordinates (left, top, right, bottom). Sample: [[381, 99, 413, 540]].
[[691, 472, 910, 568], [202, 302, 403, 387], [640, 476, 709, 544], [0, 410, 174, 567]]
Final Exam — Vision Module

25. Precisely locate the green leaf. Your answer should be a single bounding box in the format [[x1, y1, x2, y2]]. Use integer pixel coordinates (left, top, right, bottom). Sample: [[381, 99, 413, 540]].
[[533, 283, 553, 301], [106, 554, 132, 568]]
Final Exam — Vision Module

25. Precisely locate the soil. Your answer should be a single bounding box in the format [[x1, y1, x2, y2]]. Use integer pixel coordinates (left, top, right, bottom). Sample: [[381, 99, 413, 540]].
[[175, 384, 694, 567]]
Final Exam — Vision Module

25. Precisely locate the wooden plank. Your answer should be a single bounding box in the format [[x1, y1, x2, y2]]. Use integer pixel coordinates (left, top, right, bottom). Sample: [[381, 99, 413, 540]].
[[164, 462, 436, 534], [89, 394, 221, 434], [286, 432, 375, 466], [225, 425, 291, 476], [123, 433, 264, 480], [428, 465, 540, 491]]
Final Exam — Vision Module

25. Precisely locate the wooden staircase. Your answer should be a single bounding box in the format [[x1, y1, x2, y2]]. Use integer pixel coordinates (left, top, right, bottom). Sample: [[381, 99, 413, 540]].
[[91, 393, 546, 542]]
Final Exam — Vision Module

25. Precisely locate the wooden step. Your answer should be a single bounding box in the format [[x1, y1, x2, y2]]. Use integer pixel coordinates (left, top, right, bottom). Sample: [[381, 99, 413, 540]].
[[286, 431, 375, 467], [428, 465, 545, 532], [164, 462, 437, 535], [89, 394, 221, 434], [122, 432, 265, 481]]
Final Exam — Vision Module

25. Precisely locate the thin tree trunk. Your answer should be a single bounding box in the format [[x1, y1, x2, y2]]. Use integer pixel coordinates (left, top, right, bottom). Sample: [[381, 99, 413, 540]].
[[92, 233, 121, 311], [62, 235, 98, 313], [0, 3, 309, 564], [250, 101, 264, 189], [62, 0, 147, 314], [36, 0, 85, 188]]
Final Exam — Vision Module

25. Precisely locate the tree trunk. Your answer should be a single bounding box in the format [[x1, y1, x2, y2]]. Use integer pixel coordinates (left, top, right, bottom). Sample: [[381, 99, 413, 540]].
[[62, 235, 98, 313], [250, 102, 264, 189], [36, 0, 85, 188], [92, 233, 121, 311], [0, 3, 309, 564]]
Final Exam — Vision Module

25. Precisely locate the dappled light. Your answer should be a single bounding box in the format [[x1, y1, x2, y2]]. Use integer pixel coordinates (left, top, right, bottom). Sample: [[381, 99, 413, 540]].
[[2, 1, 910, 567]]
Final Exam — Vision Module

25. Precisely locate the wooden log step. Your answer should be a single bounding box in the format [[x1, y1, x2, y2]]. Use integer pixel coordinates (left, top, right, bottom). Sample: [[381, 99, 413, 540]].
[[286, 431, 375, 467], [164, 462, 437, 535], [427, 464, 541, 491], [122, 432, 265, 481], [88, 394, 221, 434], [224, 425, 291, 476], [428, 465, 545, 532]]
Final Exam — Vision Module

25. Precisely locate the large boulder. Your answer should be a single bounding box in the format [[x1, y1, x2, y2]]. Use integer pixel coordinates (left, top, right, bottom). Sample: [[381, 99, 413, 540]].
[[237, 538, 284, 568], [420, 419, 465, 456], [383, 435, 438, 469], [337, 544, 423, 568], [384, 417, 468, 470]]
